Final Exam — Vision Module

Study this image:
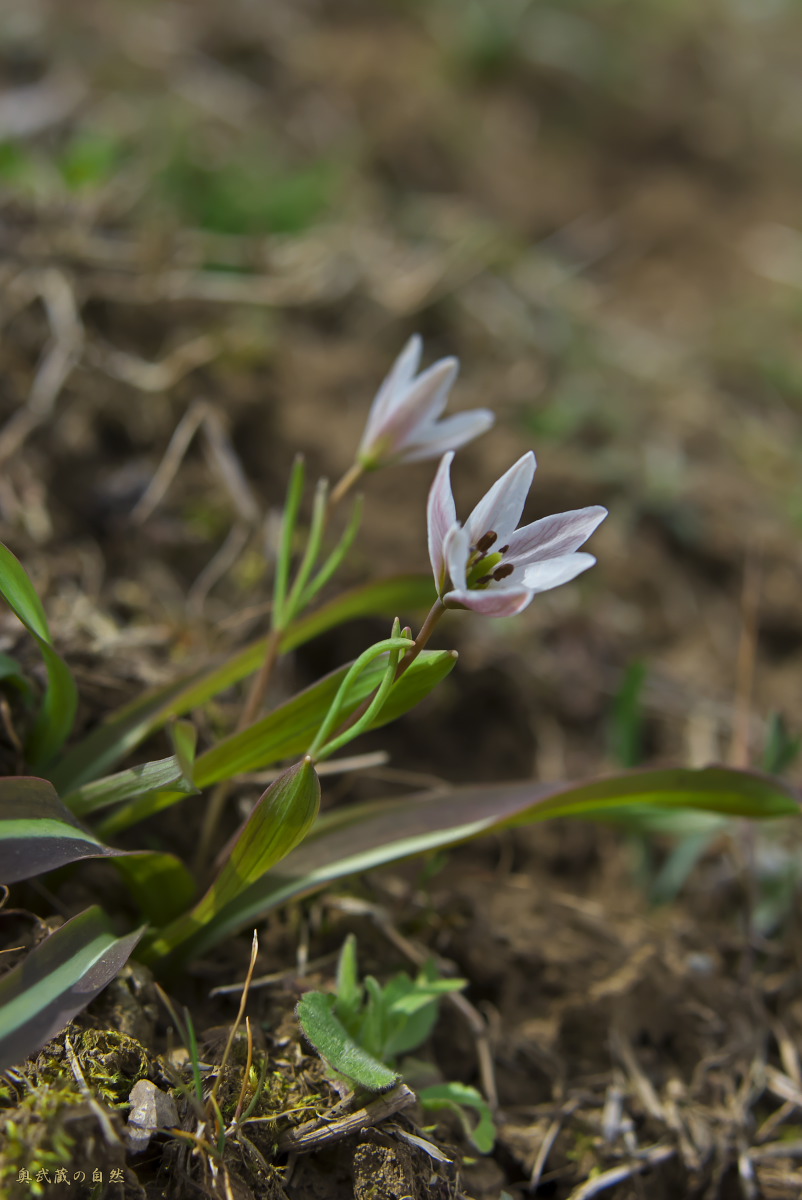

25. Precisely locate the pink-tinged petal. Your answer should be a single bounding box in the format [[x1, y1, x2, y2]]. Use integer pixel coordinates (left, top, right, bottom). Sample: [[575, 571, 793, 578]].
[[396, 408, 495, 464], [360, 335, 422, 450], [521, 552, 597, 594], [464, 452, 536, 546], [444, 584, 534, 617], [373, 357, 459, 453], [443, 523, 470, 593], [505, 506, 607, 565], [427, 453, 457, 591]]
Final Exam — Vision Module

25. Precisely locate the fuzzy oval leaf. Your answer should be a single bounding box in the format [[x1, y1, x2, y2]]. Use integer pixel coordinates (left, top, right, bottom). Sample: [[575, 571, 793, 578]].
[[0, 776, 128, 884], [51, 574, 435, 794], [297, 991, 400, 1092], [0, 542, 78, 767], [0, 907, 142, 1072], [158, 766, 797, 962]]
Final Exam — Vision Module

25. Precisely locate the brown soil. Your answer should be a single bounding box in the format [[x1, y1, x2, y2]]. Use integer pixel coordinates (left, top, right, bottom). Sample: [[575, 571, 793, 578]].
[[2, 0, 802, 1196]]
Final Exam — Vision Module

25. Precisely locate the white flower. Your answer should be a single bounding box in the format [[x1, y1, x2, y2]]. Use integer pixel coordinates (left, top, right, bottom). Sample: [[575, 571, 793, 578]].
[[428, 451, 607, 616], [357, 335, 494, 469]]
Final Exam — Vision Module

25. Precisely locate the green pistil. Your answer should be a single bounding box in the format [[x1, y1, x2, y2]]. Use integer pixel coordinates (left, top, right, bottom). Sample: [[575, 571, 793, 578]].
[[467, 550, 504, 589]]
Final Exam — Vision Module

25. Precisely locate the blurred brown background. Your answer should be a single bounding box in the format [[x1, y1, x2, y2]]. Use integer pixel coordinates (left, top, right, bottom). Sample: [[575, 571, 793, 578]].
[[1, 0, 802, 781]]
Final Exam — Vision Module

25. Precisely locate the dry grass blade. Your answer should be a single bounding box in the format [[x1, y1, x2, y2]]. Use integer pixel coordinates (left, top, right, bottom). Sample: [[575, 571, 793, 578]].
[[0, 269, 84, 464], [275, 1084, 416, 1155], [529, 1100, 580, 1189], [88, 333, 219, 392], [63, 1032, 121, 1147], [210, 930, 260, 1106], [564, 1144, 676, 1200]]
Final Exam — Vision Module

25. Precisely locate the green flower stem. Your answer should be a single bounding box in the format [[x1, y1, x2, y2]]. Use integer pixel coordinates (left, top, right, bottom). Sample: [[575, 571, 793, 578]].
[[283, 478, 329, 624], [272, 456, 306, 631], [395, 599, 446, 681], [197, 456, 366, 873], [306, 635, 411, 761], [313, 640, 403, 763], [315, 600, 446, 751], [297, 494, 363, 612]]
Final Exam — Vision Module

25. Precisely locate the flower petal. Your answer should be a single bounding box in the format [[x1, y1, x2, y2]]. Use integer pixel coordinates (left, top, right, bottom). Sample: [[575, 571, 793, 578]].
[[505, 506, 607, 565], [443, 523, 470, 593], [444, 584, 534, 617], [397, 409, 495, 464], [521, 552, 597, 594], [464, 452, 536, 547], [360, 335, 423, 450], [373, 357, 459, 455], [427, 453, 458, 591]]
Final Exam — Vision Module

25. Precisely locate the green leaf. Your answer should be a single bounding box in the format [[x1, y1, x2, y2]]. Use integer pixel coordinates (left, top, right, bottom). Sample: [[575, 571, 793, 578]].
[[0, 907, 142, 1072], [296, 991, 400, 1092], [63, 735, 198, 818], [0, 542, 77, 767], [0, 651, 34, 702], [51, 574, 435, 794], [197, 648, 454, 787], [335, 934, 362, 1028], [0, 776, 129, 883], [763, 712, 802, 775], [609, 660, 646, 768], [141, 759, 320, 963], [418, 1082, 496, 1153], [273, 455, 306, 630], [103, 648, 456, 836], [164, 766, 796, 959], [112, 852, 197, 924]]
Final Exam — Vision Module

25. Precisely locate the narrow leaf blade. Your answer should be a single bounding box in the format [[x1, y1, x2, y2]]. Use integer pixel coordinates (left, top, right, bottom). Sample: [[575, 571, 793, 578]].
[[63, 751, 198, 819], [0, 907, 142, 1072], [142, 760, 320, 963], [162, 766, 797, 959], [51, 575, 434, 793], [0, 776, 128, 883], [0, 542, 78, 767]]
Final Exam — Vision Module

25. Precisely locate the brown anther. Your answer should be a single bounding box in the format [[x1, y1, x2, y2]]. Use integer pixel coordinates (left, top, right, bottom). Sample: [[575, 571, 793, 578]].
[[498, 544, 509, 555], [492, 563, 514, 581], [475, 531, 497, 554], [475, 574, 493, 586]]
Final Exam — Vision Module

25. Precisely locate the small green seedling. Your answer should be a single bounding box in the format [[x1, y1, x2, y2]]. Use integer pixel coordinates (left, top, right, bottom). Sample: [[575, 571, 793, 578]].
[[296, 934, 496, 1153]]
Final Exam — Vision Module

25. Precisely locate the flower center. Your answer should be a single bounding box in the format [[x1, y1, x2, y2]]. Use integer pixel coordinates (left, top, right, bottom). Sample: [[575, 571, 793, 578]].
[[465, 529, 514, 589]]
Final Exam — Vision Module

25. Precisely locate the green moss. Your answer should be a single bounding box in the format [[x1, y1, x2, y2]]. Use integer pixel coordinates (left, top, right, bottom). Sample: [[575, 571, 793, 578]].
[[0, 1077, 81, 1195], [0, 1028, 152, 1193]]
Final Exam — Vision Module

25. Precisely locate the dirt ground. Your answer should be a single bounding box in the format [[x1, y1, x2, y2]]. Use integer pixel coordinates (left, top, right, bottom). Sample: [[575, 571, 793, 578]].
[[2, 0, 802, 1196]]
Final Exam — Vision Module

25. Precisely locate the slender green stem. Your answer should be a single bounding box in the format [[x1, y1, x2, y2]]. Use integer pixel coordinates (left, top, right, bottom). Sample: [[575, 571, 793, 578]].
[[272, 455, 306, 630], [317, 600, 446, 749], [198, 455, 367, 870], [298, 495, 363, 612], [314, 636, 404, 763], [306, 635, 411, 760], [284, 478, 329, 623], [394, 599, 446, 680]]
